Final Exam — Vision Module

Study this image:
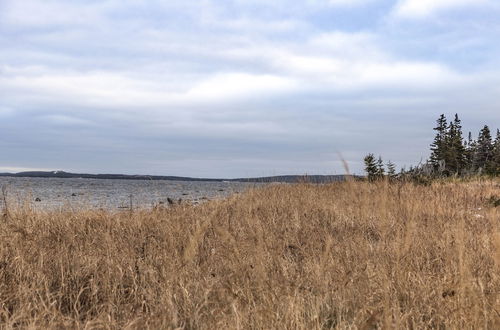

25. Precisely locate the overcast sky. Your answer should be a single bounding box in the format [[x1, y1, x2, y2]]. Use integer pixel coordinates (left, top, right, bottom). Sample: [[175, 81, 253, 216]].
[[1, 0, 499, 177]]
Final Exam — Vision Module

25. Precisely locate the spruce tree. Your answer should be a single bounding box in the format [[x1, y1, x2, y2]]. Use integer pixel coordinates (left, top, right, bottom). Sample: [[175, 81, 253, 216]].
[[464, 131, 476, 173], [430, 114, 448, 173], [387, 161, 397, 179], [492, 129, 500, 175], [445, 114, 466, 174], [474, 125, 494, 174], [364, 154, 378, 181], [376, 156, 385, 178]]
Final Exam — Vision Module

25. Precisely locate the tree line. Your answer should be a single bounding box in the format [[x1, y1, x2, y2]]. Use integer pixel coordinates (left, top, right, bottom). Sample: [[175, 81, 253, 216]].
[[364, 114, 500, 180]]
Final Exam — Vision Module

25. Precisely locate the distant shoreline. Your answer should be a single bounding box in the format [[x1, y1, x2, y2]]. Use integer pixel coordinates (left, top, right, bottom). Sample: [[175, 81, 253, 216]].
[[0, 171, 352, 183]]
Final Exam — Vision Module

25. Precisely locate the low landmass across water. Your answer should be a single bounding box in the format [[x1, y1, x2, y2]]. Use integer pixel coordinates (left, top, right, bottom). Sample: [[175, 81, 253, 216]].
[[0, 170, 349, 183]]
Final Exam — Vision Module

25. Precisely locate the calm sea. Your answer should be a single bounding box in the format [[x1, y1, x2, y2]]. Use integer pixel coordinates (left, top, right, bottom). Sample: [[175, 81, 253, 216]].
[[0, 177, 262, 210]]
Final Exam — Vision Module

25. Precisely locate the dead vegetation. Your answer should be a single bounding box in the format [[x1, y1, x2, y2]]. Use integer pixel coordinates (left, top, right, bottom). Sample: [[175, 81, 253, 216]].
[[0, 179, 499, 329]]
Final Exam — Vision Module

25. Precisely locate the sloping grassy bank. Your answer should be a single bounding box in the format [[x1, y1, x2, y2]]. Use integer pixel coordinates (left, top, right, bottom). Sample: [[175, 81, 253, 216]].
[[0, 180, 499, 329]]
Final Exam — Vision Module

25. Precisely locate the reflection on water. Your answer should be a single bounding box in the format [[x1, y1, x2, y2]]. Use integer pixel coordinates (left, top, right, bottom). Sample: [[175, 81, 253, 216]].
[[0, 177, 262, 210]]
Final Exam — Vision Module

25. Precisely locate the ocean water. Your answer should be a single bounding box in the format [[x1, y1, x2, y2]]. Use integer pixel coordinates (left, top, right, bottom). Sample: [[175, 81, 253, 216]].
[[0, 177, 262, 211]]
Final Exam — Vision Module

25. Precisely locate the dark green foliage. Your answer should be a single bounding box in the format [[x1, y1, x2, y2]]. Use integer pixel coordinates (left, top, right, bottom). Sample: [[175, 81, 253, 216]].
[[426, 114, 498, 177], [364, 154, 378, 181], [464, 131, 476, 173], [376, 156, 385, 178], [445, 114, 466, 174], [474, 125, 494, 174], [492, 129, 500, 175], [430, 114, 448, 172], [429, 114, 466, 175], [387, 161, 397, 179], [364, 155, 390, 181], [372, 114, 500, 180]]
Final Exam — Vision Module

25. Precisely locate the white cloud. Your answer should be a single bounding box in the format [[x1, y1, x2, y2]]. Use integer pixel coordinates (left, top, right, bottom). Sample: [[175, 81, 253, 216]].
[[0, 0, 105, 27], [232, 0, 372, 8], [0, 66, 298, 110], [200, 16, 305, 34], [354, 61, 462, 88], [393, 0, 491, 19], [308, 32, 382, 57], [0, 13, 474, 113], [215, 31, 464, 91], [326, 0, 373, 6], [184, 73, 297, 102]]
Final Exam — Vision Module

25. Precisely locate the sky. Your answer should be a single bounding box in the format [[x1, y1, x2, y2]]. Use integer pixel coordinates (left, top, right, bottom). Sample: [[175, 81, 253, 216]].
[[1, 0, 499, 178]]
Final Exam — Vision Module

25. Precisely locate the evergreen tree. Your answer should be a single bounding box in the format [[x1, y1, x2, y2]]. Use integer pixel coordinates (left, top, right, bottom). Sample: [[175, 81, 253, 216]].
[[464, 131, 476, 173], [364, 154, 378, 181], [387, 161, 397, 179], [492, 129, 500, 175], [444, 114, 466, 174], [376, 156, 385, 178], [430, 114, 448, 173], [474, 125, 494, 173], [366, 114, 500, 181]]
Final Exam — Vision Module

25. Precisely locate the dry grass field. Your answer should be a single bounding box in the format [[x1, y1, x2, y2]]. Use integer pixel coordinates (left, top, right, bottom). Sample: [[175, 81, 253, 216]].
[[0, 179, 499, 329]]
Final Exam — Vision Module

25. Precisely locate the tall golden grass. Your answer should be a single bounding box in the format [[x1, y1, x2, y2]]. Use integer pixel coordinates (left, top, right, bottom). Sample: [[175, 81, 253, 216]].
[[0, 179, 499, 329]]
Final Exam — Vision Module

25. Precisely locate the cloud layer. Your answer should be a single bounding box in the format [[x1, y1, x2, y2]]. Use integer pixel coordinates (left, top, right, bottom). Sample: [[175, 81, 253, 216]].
[[0, 0, 499, 177], [392, 0, 492, 19]]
